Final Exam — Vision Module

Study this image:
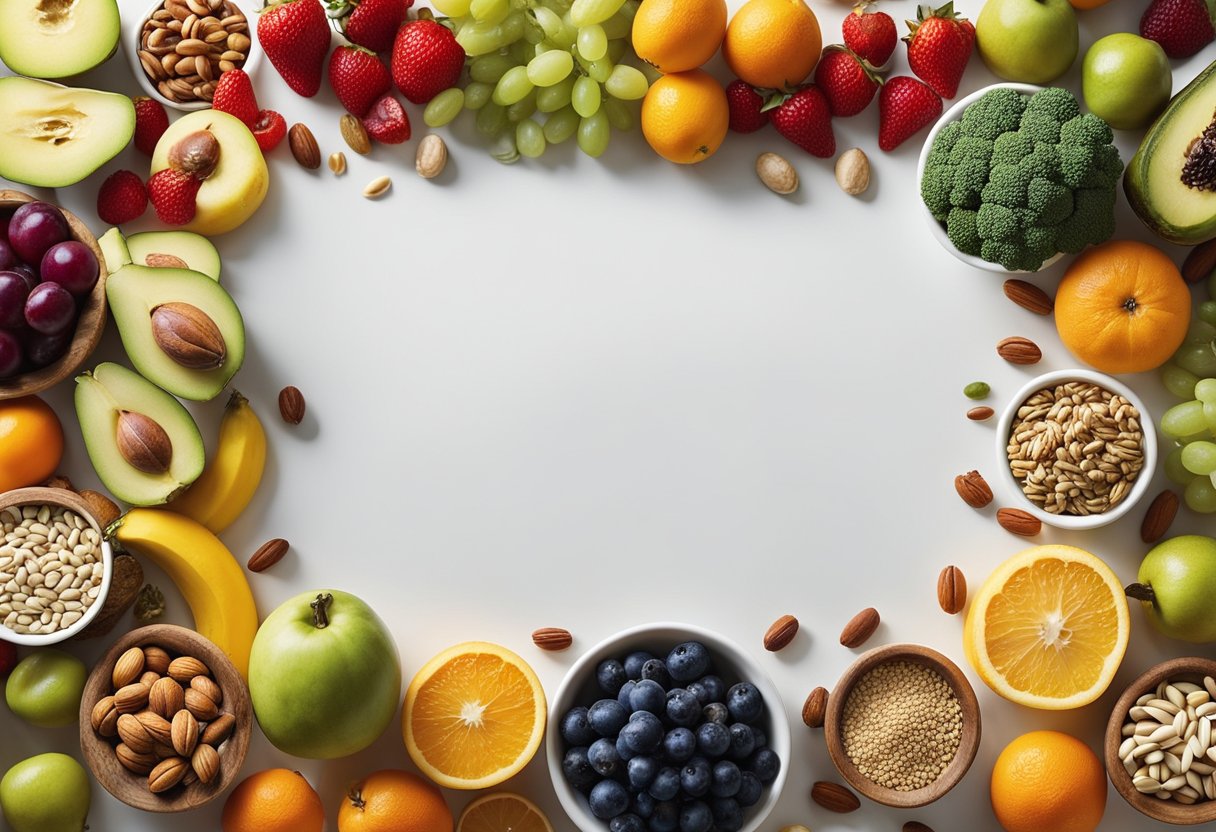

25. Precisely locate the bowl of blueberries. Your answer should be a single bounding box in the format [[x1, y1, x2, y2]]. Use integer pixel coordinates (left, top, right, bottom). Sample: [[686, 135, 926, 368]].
[[546, 622, 789, 832]]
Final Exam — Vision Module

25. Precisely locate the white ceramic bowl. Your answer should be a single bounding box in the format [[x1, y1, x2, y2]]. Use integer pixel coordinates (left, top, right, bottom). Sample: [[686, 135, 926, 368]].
[[994, 369, 1158, 531], [546, 622, 790, 832], [915, 82, 1064, 274]]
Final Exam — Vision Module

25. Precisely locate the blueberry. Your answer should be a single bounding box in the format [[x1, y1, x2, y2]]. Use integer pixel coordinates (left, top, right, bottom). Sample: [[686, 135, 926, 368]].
[[628, 755, 659, 791], [631, 792, 656, 819], [750, 727, 767, 749], [664, 688, 700, 727], [709, 798, 743, 832], [617, 680, 637, 709], [727, 723, 755, 760], [695, 675, 726, 703], [598, 659, 628, 696], [629, 679, 667, 714], [621, 711, 664, 753], [641, 659, 671, 689], [648, 767, 681, 801], [680, 757, 711, 797], [648, 801, 679, 832], [735, 772, 762, 808], [589, 699, 630, 737], [746, 748, 780, 784], [725, 682, 763, 724], [661, 727, 696, 764], [696, 721, 731, 758], [616, 735, 639, 762], [589, 779, 631, 820], [710, 760, 741, 797], [589, 737, 622, 777], [611, 813, 646, 832], [678, 801, 713, 832], [702, 702, 729, 724], [560, 707, 599, 746], [624, 651, 656, 679], [562, 746, 599, 792], [666, 642, 711, 683]]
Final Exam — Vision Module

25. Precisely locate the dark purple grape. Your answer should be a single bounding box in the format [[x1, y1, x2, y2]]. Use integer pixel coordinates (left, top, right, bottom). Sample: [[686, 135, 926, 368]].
[[8, 202, 69, 266], [0, 272, 32, 329], [0, 329, 23, 377], [23, 329, 70, 369], [9, 264, 38, 293], [0, 240, 16, 272], [24, 282, 75, 335], [40, 241, 98, 297]]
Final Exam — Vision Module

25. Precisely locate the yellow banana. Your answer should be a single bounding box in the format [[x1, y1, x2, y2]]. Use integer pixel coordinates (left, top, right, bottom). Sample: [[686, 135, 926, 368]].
[[110, 508, 258, 678], [168, 391, 266, 534]]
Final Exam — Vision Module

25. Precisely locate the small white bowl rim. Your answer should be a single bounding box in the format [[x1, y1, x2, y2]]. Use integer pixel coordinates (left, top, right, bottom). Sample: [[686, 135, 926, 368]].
[[546, 622, 791, 832], [915, 82, 1065, 275], [994, 368, 1159, 530]]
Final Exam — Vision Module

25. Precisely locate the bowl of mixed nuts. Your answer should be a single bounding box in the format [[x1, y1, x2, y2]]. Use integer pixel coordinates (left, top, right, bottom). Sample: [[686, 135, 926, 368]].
[[0, 487, 112, 645], [994, 368, 1157, 531]]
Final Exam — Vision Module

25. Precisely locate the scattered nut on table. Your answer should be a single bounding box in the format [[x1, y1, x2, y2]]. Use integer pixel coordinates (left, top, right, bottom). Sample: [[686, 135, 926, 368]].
[[756, 152, 798, 195]]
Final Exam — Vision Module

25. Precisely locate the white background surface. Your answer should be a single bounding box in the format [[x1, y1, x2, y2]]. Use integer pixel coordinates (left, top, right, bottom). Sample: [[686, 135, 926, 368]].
[[2, 1, 1215, 828]]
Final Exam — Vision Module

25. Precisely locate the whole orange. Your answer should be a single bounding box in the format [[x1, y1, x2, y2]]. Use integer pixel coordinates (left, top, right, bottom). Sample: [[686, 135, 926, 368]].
[[722, 0, 821, 89], [221, 768, 324, 832], [632, 0, 727, 74], [0, 395, 63, 492], [640, 69, 729, 164], [338, 769, 453, 832], [1055, 239, 1190, 374], [990, 731, 1105, 832]]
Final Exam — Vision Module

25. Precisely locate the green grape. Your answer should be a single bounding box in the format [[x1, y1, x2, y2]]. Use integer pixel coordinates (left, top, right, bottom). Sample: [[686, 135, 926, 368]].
[[1199, 378, 1216, 404], [510, 36, 534, 64], [1205, 402, 1216, 434], [433, 0, 472, 16], [1176, 343, 1216, 378], [1183, 441, 1216, 475], [543, 105, 580, 143], [1186, 475, 1216, 513], [570, 0, 627, 27], [1201, 302, 1216, 328], [1162, 400, 1207, 439], [476, 101, 509, 135], [516, 118, 547, 157], [527, 49, 575, 86], [577, 24, 608, 60], [572, 75, 602, 117], [604, 64, 647, 100], [471, 0, 509, 24], [537, 76, 574, 111], [493, 65, 535, 105], [491, 129, 520, 164], [577, 110, 610, 156], [502, 11, 527, 40], [1185, 318, 1216, 344], [1165, 446, 1196, 485], [424, 88, 465, 127], [534, 41, 552, 56], [602, 96, 633, 130], [464, 81, 494, 110], [606, 37, 627, 61], [1162, 363, 1200, 399], [550, 16, 577, 48], [531, 6, 564, 38], [506, 90, 537, 121], [600, 11, 631, 38], [471, 53, 517, 83], [459, 21, 514, 55], [589, 56, 614, 82], [524, 19, 545, 43]]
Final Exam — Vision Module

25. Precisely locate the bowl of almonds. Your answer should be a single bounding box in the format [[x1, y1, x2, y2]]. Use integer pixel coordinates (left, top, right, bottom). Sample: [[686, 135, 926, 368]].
[[79, 623, 252, 812]]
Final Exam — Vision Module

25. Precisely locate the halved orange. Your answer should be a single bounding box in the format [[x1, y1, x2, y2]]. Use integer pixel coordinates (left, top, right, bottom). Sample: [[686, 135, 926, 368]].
[[963, 545, 1129, 710], [403, 642, 547, 789], [457, 793, 554, 832]]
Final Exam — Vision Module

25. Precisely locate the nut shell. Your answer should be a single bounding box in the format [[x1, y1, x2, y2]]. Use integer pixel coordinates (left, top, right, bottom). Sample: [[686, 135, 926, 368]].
[[756, 152, 798, 195]]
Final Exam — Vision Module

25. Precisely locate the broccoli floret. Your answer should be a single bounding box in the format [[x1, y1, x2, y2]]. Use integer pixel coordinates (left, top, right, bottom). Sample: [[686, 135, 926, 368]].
[[982, 163, 1033, 208], [1059, 144, 1097, 189], [991, 131, 1034, 167], [946, 208, 982, 256], [921, 161, 955, 220], [1027, 178, 1073, 226], [950, 158, 989, 209], [960, 87, 1026, 140], [1019, 142, 1062, 183], [928, 120, 965, 163], [1077, 143, 1124, 189], [1056, 188, 1117, 254], [1023, 225, 1058, 267], [949, 136, 994, 166], [1019, 112, 1062, 145], [1022, 87, 1081, 126], [981, 238, 1037, 272], [977, 202, 1023, 243], [1059, 113, 1113, 147]]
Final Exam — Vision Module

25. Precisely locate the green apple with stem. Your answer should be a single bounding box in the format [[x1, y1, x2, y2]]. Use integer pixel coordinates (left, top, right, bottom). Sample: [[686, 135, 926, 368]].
[[1, 753, 90, 832], [1083, 33, 1171, 131], [1127, 535, 1216, 642], [976, 0, 1079, 84]]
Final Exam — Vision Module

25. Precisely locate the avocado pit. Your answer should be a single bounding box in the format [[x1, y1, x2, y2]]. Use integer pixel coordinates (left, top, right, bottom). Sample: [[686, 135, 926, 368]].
[[167, 130, 220, 180], [115, 410, 173, 474]]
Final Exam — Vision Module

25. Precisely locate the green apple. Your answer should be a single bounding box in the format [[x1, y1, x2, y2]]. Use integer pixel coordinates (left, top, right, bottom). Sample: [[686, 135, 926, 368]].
[[1128, 535, 1216, 642], [1, 753, 90, 832], [1083, 33, 1171, 131], [976, 0, 1079, 84], [4, 648, 86, 727], [249, 590, 401, 759]]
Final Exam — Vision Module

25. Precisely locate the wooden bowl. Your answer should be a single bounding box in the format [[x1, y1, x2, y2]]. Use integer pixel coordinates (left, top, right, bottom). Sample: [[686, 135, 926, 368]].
[[0, 190, 107, 399], [78, 624, 252, 813], [824, 643, 981, 808], [1105, 657, 1216, 825]]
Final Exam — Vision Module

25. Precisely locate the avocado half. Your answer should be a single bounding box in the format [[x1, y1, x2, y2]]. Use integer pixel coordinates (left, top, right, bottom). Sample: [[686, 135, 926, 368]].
[[126, 231, 222, 282], [0, 0, 120, 79], [1125, 59, 1216, 245]]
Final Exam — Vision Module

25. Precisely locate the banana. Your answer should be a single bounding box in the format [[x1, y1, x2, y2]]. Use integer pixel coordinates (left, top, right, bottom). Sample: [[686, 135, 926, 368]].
[[168, 390, 266, 534], [110, 508, 258, 678]]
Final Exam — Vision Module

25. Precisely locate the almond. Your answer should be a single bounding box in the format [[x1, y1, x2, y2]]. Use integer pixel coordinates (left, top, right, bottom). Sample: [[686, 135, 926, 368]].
[[150, 677, 185, 720], [148, 756, 190, 793], [288, 122, 321, 169], [1140, 489, 1179, 544], [114, 682, 151, 714], [190, 675, 223, 707], [531, 627, 573, 651], [996, 507, 1041, 536], [1002, 279, 1053, 315], [328, 151, 346, 175], [996, 336, 1042, 365], [966, 406, 995, 421], [200, 712, 236, 746], [151, 302, 227, 369], [117, 713, 155, 753], [113, 646, 147, 688], [168, 656, 209, 683], [278, 385, 305, 424], [340, 113, 371, 155], [116, 743, 159, 775], [1183, 238, 1216, 284], [840, 607, 880, 648], [802, 686, 828, 728], [91, 695, 119, 737], [248, 538, 289, 572], [184, 687, 220, 721], [757, 152, 798, 195], [192, 742, 220, 784], [763, 614, 799, 651], [140, 670, 161, 687], [144, 645, 172, 675], [116, 410, 173, 474], [937, 565, 967, 615], [834, 147, 869, 196], [171, 709, 200, 756], [416, 134, 448, 179], [811, 780, 860, 813], [80, 489, 120, 529], [954, 470, 993, 508], [137, 710, 174, 745]]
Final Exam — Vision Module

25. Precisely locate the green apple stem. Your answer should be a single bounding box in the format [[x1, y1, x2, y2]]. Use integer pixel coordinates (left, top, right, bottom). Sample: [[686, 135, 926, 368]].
[[1125, 582, 1156, 603], [311, 592, 333, 629]]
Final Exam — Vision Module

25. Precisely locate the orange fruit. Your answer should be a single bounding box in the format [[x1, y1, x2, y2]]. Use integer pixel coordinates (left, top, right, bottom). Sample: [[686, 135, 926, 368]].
[[221, 768, 324, 832], [640, 69, 729, 164], [0, 395, 63, 492], [457, 793, 553, 832], [632, 0, 727, 74], [990, 730, 1106, 832], [339, 769, 453, 832], [1055, 239, 1190, 374], [403, 641, 546, 789], [722, 0, 821, 89]]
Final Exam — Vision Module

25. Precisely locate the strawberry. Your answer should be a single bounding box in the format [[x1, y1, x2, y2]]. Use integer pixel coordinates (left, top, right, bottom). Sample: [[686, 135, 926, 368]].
[[878, 75, 941, 152], [0, 640, 18, 678], [903, 2, 973, 99], [96, 170, 148, 225], [842, 4, 897, 69], [211, 69, 259, 128], [771, 86, 835, 158], [726, 79, 768, 133], [362, 92, 410, 143], [257, 0, 332, 97], [252, 109, 288, 151], [132, 96, 169, 156], [329, 44, 392, 117], [390, 19, 465, 104], [326, 0, 410, 52], [813, 46, 880, 117], [1140, 0, 1215, 58], [147, 169, 202, 226]]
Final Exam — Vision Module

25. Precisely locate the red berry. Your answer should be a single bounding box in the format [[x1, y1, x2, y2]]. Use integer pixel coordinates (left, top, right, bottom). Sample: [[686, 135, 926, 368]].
[[252, 109, 288, 151], [770, 85, 835, 158], [211, 69, 259, 127], [878, 75, 941, 152], [362, 92, 411, 143], [258, 0, 332, 97], [390, 19, 465, 104], [133, 96, 169, 156], [813, 46, 879, 117], [344, 0, 409, 52], [97, 170, 149, 225], [842, 5, 897, 68], [725, 79, 768, 133], [903, 1, 973, 100], [328, 44, 392, 117], [147, 169, 202, 226], [1141, 0, 1215, 58]]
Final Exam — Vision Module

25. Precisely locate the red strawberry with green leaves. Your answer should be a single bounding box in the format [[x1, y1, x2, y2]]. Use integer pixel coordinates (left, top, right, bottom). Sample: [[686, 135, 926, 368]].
[[362, 92, 411, 143], [252, 109, 287, 151], [726, 79, 768, 133], [132, 96, 169, 156], [97, 170, 148, 225], [257, 0, 332, 97], [211, 69, 259, 127], [903, 2, 972, 100], [813, 45, 881, 117], [1140, 0, 1215, 58], [843, 4, 897, 69], [147, 169, 202, 226], [326, 0, 410, 52], [770, 85, 835, 158], [329, 44, 391, 117], [391, 19, 465, 104], [878, 75, 941, 152]]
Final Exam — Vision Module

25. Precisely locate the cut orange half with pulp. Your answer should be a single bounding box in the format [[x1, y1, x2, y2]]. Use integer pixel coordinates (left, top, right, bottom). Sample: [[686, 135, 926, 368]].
[[458, 793, 554, 832]]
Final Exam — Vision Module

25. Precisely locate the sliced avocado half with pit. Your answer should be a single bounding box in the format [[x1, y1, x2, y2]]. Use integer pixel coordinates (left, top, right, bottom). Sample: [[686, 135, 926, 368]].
[[0, 0, 120, 79], [75, 362, 205, 506], [126, 231, 222, 281]]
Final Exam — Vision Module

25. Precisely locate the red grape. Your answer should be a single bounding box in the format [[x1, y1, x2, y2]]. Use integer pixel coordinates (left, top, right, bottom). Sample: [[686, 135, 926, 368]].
[[24, 329, 70, 369], [0, 240, 15, 272], [0, 272, 31, 329], [40, 241, 98, 297], [0, 330, 22, 377], [8, 264, 37, 294], [8, 202, 68, 266], [24, 282, 75, 334]]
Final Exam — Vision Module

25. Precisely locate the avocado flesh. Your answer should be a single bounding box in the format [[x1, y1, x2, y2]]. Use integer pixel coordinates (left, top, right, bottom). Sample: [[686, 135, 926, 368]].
[[0, 0, 119, 78], [0, 77, 133, 187], [74, 363, 205, 506], [126, 231, 222, 281]]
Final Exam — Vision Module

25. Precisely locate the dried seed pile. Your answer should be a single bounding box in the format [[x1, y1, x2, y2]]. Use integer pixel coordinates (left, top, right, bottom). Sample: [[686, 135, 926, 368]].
[[138, 0, 250, 104], [1118, 676, 1216, 804], [0, 504, 103, 635], [1006, 382, 1144, 516], [841, 661, 963, 791]]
